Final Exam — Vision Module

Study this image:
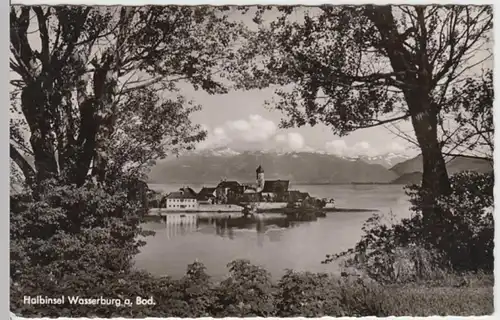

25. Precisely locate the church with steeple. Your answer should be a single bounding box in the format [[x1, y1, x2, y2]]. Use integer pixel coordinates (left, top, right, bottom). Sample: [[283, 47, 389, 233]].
[[256, 165, 265, 192], [251, 165, 290, 201]]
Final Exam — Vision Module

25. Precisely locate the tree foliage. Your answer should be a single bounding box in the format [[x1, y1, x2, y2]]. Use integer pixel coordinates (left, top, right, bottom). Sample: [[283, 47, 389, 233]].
[[212, 260, 276, 317], [13, 257, 491, 318], [9, 6, 247, 315], [10, 5, 244, 191], [443, 70, 493, 160], [9, 258, 391, 317], [238, 5, 493, 203]]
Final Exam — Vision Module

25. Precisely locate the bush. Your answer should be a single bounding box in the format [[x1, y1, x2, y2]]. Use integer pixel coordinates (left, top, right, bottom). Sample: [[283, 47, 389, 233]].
[[10, 179, 155, 317], [324, 171, 494, 283], [211, 260, 275, 317], [11, 180, 148, 278], [410, 171, 494, 272], [11, 258, 493, 318], [275, 270, 387, 317], [276, 270, 342, 317], [324, 212, 449, 284]]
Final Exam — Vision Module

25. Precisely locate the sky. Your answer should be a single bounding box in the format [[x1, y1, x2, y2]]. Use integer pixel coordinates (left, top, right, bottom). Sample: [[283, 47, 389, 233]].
[[12, 5, 492, 159], [180, 83, 418, 157], [175, 7, 415, 157], [173, 6, 492, 158]]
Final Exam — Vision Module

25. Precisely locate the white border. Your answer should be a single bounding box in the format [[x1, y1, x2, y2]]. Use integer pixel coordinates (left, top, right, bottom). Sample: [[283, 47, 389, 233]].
[[8, 1, 498, 5], [7, 317, 499, 320], [7, 0, 498, 319]]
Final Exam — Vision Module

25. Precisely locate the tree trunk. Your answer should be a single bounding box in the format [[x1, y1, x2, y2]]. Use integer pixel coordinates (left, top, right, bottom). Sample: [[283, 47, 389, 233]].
[[21, 82, 59, 183], [408, 95, 451, 215]]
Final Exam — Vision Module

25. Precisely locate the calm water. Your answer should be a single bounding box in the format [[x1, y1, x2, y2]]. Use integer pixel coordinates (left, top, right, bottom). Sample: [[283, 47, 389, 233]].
[[135, 184, 411, 281]]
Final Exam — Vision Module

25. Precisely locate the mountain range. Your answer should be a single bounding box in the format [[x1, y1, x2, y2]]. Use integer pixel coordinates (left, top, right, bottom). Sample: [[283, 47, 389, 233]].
[[345, 153, 413, 169], [189, 147, 412, 168], [148, 150, 400, 184], [147, 149, 492, 185], [390, 154, 493, 184]]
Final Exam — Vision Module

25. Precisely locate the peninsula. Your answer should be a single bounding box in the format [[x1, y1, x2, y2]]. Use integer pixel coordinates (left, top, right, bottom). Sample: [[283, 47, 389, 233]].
[[147, 165, 334, 216]]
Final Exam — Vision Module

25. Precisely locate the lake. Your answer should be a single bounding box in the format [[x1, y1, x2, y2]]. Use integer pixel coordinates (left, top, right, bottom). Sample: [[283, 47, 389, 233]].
[[135, 183, 412, 281]]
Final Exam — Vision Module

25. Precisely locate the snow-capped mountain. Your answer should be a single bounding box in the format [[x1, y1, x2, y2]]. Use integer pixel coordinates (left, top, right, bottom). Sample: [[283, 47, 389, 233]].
[[192, 147, 241, 157], [150, 149, 491, 185], [190, 148, 411, 168], [344, 153, 413, 168], [149, 150, 400, 184]]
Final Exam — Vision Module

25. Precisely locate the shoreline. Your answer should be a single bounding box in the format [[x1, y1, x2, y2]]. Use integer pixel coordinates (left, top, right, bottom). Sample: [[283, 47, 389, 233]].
[[148, 182, 407, 186], [141, 207, 378, 223]]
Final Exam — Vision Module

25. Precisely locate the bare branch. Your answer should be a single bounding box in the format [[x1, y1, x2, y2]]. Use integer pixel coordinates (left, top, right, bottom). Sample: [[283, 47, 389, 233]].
[[32, 7, 50, 66], [432, 8, 492, 86], [443, 152, 492, 162], [354, 114, 410, 130], [384, 122, 420, 148]]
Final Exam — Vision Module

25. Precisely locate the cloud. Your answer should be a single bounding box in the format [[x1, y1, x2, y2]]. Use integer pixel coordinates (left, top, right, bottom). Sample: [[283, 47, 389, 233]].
[[197, 115, 277, 149], [387, 141, 406, 153], [325, 140, 348, 155], [226, 114, 277, 143], [275, 132, 306, 151], [287, 133, 305, 150], [197, 125, 231, 149], [226, 119, 251, 132], [352, 141, 377, 156], [325, 140, 376, 157], [275, 134, 287, 143], [325, 139, 409, 157]]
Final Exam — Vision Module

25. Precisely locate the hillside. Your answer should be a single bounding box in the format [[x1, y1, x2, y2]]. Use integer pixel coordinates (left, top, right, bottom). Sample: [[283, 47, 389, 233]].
[[391, 172, 423, 185], [148, 151, 399, 184], [390, 155, 425, 176], [390, 155, 493, 184]]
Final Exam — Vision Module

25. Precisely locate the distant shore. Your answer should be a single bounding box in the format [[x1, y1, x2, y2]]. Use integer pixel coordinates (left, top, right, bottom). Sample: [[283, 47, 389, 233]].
[[147, 181, 407, 186], [259, 207, 379, 213]]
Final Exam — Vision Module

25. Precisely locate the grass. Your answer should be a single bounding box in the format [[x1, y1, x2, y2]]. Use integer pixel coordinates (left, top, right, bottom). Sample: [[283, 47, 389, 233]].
[[371, 272, 494, 316], [336, 254, 494, 316], [381, 283, 494, 316], [272, 268, 494, 317]]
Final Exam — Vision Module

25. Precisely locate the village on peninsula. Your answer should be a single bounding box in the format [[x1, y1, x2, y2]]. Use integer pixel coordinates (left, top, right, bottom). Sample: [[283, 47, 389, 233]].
[[147, 165, 337, 223]]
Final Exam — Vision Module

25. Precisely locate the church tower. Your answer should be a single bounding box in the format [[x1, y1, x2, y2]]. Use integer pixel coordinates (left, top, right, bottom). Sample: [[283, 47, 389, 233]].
[[256, 165, 265, 192]]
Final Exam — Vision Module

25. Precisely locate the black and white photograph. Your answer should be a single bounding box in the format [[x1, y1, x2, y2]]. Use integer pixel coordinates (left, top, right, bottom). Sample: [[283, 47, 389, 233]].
[[9, 2, 494, 318]]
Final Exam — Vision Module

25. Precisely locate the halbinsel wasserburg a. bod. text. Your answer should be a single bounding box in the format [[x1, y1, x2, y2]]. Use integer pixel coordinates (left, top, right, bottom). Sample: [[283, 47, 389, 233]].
[[23, 295, 125, 307]]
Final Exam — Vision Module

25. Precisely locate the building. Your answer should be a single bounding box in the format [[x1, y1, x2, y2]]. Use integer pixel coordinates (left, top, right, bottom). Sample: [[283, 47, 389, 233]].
[[241, 187, 260, 202], [300, 192, 311, 200], [165, 187, 199, 210], [286, 190, 310, 203], [256, 165, 265, 192], [216, 180, 242, 204], [216, 180, 241, 192], [180, 187, 198, 197], [197, 187, 217, 204], [261, 179, 290, 201]]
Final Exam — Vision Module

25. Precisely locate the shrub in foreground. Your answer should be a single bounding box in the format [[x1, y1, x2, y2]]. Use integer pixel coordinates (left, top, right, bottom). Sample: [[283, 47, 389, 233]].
[[211, 260, 275, 317], [10, 180, 149, 280], [324, 172, 494, 283], [10, 258, 493, 318]]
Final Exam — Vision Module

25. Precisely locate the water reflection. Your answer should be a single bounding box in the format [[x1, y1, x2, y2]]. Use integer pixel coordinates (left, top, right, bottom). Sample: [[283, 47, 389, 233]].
[[137, 185, 411, 281], [210, 217, 300, 239], [161, 215, 303, 243], [165, 222, 198, 239]]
